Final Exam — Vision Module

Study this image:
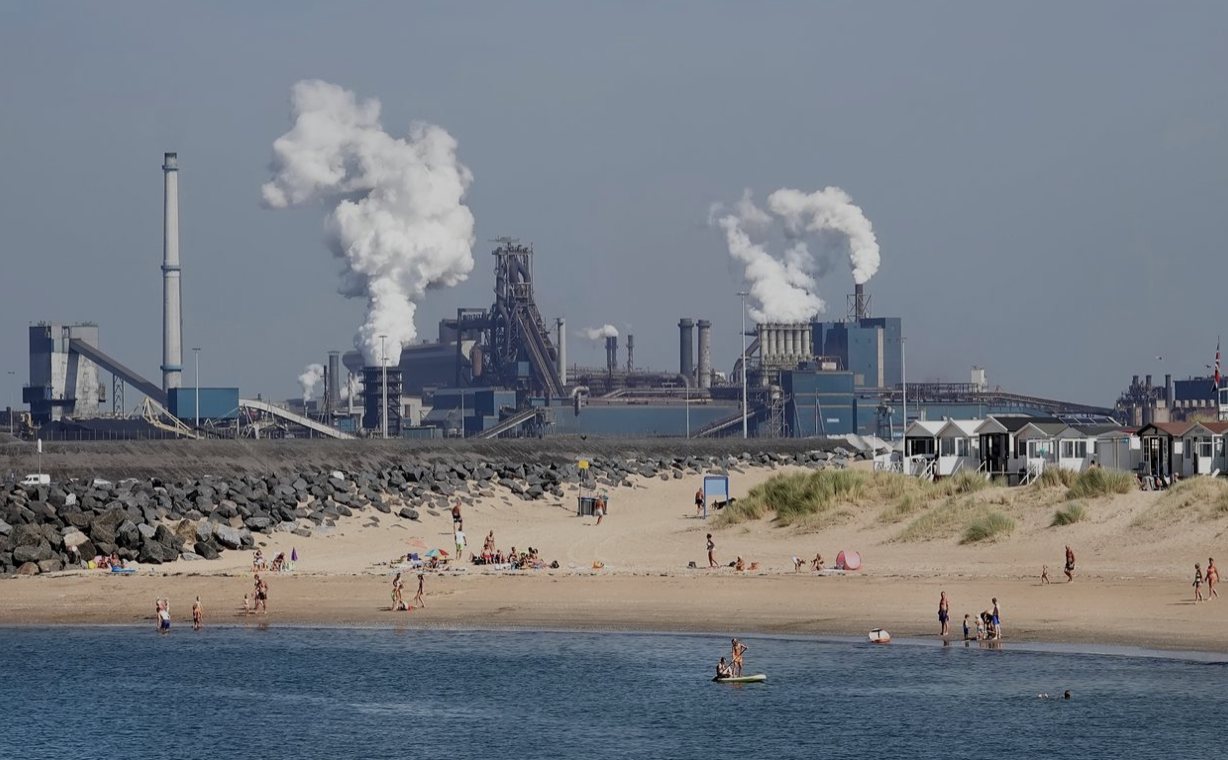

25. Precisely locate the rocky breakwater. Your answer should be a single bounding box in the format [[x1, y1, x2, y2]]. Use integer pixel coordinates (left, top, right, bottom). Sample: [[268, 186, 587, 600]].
[[0, 448, 853, 575]]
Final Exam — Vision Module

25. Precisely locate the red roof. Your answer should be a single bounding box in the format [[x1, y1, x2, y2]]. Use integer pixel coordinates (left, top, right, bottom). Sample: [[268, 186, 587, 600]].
[[1199, 422, 1228, 434], [1140, 422, 1195, 437]]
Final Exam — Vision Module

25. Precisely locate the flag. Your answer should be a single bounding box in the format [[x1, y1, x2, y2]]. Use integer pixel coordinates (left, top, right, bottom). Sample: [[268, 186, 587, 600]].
[[1215, 338, 1221, 394]]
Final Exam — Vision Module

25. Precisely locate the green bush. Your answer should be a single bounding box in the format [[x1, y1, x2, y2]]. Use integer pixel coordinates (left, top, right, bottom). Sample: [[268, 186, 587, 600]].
[[1036, 468, 1077, 489], [961, 511, 1016, 544], [1066, 468, 1134, 500], [1050, 502, 1087, 526]]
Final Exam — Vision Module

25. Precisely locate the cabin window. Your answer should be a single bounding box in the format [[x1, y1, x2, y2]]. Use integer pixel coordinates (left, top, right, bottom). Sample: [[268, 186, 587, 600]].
[[940, 437, 955, 457], [1198, 439, 1213, 459], [1027, 440, 1053, 459], [1061, 440, 1087, 459], [957, 438, 970, 457], [1216, 437, 1225, 456]]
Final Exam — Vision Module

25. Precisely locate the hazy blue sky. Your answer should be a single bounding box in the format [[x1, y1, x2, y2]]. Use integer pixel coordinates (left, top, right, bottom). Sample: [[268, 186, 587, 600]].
[[2, 1, 1225, 409]]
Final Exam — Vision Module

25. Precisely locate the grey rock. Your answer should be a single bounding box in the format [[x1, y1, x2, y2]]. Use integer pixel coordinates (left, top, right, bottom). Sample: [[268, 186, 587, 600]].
[[291, 526, 312, 538], [13, 543, 52, 563], [194, 521, 213, 543], [15, 561, 39, 575], [37, 558, 63, 573], [213, 524, 243, 550], [179, 551, 203, 561], [193, 541, 220, 560], [137, 523, 157, 540], [398, 507, 419, 521]]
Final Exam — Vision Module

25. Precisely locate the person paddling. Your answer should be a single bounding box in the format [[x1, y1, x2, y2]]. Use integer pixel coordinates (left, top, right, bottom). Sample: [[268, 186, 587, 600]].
[[731, 638, 748, 677], [716, 657, 733, 679]]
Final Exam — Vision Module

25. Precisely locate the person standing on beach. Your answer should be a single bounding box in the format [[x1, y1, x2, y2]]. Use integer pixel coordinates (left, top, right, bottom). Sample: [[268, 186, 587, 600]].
[[192, 597, 203, 630], [451, 502, 463, 531], [254, 575, 268, 614], [707, 534, 717, 569], [156, 598, 170, 632], [938, 592, 950, 637], [392, 572, 405, 611], [1041, 565, 1050, 585], [454, 528, 467, 561], [1064, 546, 1076, 582], [415, 573, 426, 608], [695, 488, 704, 517], [962, 614, 971, 640], [991, 598, 1002, 640], [1194, 563, 1204, 603], [1206, 557, 1219, 600]]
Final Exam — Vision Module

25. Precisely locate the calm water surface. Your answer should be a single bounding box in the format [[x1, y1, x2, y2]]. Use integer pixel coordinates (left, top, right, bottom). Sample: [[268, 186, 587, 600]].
[[2, 627, 1225, 759]]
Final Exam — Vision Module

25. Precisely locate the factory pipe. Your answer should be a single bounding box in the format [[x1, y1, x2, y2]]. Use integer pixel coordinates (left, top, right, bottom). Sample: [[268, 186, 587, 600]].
[[556, 317, 567, 386], [678, 318, 694, 386], [161, 152, 183, 392], [626, 334, 635, 374], [854, 283, 867, 321], [696, 319, 712, 389]]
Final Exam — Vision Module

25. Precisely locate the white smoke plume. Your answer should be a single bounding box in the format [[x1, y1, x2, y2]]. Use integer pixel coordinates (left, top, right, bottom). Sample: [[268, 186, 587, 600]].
[[262, 80, 476, 366], [298, 363, 325, 403], [712, 187, 881, 323], [579, 324, 619, 341]]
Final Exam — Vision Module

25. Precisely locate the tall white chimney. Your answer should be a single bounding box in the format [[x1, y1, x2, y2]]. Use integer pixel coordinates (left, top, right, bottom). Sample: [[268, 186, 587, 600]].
[[556, 317, 567, 386], [161, 152, 183, 392]]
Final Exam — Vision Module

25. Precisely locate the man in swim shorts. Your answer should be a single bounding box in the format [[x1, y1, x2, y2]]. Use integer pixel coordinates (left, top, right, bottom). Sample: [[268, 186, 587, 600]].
[[731, 638, 747, 677], [938, 591, 950, 637], [695, 488, 704, 516], [451, 502, 463, 531], [991, 597, 1002, 640]]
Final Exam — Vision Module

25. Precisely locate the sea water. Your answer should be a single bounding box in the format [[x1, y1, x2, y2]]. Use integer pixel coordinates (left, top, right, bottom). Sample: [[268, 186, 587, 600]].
[[2, 627, 1225, 759]]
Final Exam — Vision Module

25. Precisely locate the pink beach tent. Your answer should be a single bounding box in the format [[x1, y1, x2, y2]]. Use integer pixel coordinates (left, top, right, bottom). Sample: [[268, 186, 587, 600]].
[[835, 550, 862, 571]]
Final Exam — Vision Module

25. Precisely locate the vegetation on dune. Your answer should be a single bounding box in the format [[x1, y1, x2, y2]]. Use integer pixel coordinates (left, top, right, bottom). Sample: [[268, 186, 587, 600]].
[[935, 470, 996, 497], [896, 497, 983, 542], [1065, 468, 1134, 500], [717, 469, 869, 526], [1132, 477, 1228, 527], [878, 493, 925, 524], [961, 511, 1016, 544], [1050, 502, 1088, 527], [1036, 468, 1077, 489]]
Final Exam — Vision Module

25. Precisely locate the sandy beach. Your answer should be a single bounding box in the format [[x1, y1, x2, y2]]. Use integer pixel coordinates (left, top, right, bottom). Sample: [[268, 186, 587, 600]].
[[4, 463, 1227, 652]]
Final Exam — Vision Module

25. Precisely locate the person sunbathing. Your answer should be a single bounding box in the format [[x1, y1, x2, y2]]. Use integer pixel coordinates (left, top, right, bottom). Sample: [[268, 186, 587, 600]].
[[735, 556, 746, 572]]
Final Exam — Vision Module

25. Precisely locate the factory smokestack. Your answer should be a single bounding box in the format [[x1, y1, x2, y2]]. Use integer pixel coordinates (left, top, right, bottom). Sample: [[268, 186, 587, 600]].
[[161, 152, 183, 392], [328, 351, 342, 410], [854, 283, 868, 321], [679, 318, 694, 386], [556, 317, 567, 386], [696, 320, 712, 389], [605, 335, 618, 374], [626, 334, 635, 374]]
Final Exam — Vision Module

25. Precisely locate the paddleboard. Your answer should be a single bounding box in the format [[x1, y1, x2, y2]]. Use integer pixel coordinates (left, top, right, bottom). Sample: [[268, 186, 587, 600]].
[[713, 674, 767, 683]]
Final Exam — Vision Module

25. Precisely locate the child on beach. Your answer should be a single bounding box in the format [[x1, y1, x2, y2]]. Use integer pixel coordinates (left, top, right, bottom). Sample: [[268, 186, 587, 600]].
[[243, 594, 251, 615], [192, 597, 203, 630], [1194, 563, 1204, 603], [975, 615, 985, 641], [1041, 565, 1050, 585], [156, 598, 170, 632], [962, 614, 971, 640]]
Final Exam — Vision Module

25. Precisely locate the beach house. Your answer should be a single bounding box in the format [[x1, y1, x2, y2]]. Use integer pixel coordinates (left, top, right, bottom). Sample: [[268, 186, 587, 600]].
[[934, 419, 981, 477]]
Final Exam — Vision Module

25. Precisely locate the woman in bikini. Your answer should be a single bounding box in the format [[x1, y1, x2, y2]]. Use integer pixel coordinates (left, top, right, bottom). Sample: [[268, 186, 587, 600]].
[[1206, 558, 1219, 601], [415, 574, 426, 608], [192, 597, 203, 630], [1064, 546, 1076, 582]]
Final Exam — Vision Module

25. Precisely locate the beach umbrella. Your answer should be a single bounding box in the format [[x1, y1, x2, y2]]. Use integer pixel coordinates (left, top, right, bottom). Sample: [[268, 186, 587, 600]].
[[438, 549, 450, 557], [291, 548, 298, 562], [425, 549, 441, 558]]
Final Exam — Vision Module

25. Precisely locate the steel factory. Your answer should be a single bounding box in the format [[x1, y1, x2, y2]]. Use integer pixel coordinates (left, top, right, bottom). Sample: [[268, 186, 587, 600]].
[[5, 152, 1224, 443]]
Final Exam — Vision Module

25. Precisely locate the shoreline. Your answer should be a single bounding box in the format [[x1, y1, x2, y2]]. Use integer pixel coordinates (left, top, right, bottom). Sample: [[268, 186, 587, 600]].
[[4, 571, 1225, 657]]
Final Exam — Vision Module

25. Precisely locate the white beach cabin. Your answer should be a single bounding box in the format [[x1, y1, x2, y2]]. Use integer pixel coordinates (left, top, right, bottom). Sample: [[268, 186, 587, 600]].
[[934, 419, 981, 477], [902, 420, 944, 478]]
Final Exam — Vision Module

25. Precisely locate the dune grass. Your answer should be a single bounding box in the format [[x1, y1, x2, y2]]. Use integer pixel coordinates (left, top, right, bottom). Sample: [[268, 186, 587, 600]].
[[878, 493, 926, 524], [1065, 468, 1134, 500], [1035, 468, 1078, 489], [1050, 502, 1088, 527], [717, 469, 869, 526], [896, 497, 983, 542], [1132, 477, 1228, 527], [935, 470, 995, 497], [961, 511, 1016, 544]]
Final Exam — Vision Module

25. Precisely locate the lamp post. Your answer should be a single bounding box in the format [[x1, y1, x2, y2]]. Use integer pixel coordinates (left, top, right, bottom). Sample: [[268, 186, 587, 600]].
[[737, 291, 749, 439], [379, 335, 389, 440], [901, 337, 908, 473], [192, 348, 201, 427], [6, 370, 14, 435]]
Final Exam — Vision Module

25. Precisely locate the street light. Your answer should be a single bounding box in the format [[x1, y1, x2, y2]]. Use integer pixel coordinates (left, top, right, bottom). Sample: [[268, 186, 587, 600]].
[[379, 334, 389, 440], [192, 348, 201, 428], [737, 291, 749, 439], [6, 370, 14, 435], [901, 337, 908, 473]]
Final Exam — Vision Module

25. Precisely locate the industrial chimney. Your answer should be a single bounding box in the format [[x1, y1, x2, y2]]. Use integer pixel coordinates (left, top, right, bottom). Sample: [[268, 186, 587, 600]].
[[696, 319, 712, 389], [161, 152, 183, 392], [556, 317, 567, 386], [854, 283, 868, 322], [605, 335, 618, 374], [678, 318, 694, 386], [626, 334, 635, 374], [328, 351, 342, 411]]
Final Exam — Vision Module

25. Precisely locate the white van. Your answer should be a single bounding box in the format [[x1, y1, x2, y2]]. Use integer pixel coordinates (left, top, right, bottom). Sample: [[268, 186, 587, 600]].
[[20, 474, 50, 487]]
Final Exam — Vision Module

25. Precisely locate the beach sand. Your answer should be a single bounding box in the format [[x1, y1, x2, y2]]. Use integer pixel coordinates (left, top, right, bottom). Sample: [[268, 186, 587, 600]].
[[3, 464, 1226, 652]]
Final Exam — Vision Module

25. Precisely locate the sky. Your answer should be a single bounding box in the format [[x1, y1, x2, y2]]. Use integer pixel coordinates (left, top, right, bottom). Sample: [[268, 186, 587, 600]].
[[1, 1, 1225, 409]]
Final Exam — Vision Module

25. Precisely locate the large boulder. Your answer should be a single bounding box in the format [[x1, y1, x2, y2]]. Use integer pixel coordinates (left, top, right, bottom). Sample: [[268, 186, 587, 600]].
[[213, 524, 242, 550], [173, 520, 198, 547], [0, 519, 11, 536], [62, 530, 90, 550], [193, 541, 220, 560], [194, 521, 213, 543], [13, 543, 52, 564], [116, 520, 141, 549], [137, 539, 168, 564], [9, 524, 45, 548], [398, 507, 420, 521], [37, 558, 63, 574], [14, 561, 39, 576]]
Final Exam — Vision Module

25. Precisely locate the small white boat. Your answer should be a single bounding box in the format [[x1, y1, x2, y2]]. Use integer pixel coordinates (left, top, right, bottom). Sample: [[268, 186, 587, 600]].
[[868, 628, 891, 644]]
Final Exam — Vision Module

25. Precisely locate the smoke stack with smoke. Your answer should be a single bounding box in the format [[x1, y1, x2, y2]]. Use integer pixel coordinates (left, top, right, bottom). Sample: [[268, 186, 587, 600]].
[[298, 363, 325, 403], [579, 324, 620, 341], [712, 186, 880, 322], [262, 80, 476, 367]]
